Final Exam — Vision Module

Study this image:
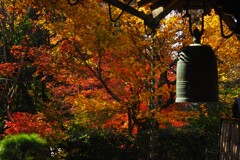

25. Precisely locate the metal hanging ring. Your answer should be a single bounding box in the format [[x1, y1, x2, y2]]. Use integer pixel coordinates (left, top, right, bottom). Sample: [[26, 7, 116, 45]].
[[68, 0, 79, 6], [219, 13, 234, 38], [108, 0, 134, 22], [186, 0, 206, 37], [187, 9, 205, 37], [145, 25, 155, 36]]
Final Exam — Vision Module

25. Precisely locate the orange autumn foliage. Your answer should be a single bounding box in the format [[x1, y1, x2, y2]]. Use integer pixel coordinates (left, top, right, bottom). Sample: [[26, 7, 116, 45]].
[[5, 112, 53, 137], [1, 1, 239, 139]]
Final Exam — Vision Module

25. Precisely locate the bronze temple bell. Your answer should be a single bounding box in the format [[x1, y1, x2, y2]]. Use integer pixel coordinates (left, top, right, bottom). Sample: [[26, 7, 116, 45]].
[[175, 28, 218, 102]]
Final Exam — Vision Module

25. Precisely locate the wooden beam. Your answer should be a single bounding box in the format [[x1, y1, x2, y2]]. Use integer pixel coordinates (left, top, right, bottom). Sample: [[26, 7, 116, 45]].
[[150, 0, 172, 10], [152, 0, 182, 28], [138, 0, 154, 7], [104, 0, 155, 28]]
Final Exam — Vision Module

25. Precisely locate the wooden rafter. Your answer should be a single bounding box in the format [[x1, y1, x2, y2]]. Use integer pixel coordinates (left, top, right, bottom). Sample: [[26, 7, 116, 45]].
[[103, 0, 240, 38]]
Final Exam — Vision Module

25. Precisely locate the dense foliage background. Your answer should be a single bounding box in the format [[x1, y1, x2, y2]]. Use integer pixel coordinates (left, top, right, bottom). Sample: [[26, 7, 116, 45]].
[[0, 0, 239, 159]]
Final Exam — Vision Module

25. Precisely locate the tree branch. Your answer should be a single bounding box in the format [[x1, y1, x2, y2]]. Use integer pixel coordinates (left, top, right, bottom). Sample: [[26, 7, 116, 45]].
[[74, 45, 123, 103]]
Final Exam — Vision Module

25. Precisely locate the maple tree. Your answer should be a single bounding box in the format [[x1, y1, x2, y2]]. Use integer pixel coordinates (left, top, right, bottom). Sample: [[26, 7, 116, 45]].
[[0, 0, 50, 114], [0, 2, 66, 151], [12, 0, 238, 131], [30, 1, 188, 136], [0, 0, 239, 159], [4, 112, 52, 136]]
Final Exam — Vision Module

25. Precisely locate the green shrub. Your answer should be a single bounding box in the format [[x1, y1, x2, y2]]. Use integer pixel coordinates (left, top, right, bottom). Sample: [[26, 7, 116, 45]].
[[62, 126, 136, 160], [0, 133, 51, 160]]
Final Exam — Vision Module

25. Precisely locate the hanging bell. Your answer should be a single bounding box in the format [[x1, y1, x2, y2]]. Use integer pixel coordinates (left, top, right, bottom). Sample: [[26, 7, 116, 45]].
[[175, 29, 218, 102]]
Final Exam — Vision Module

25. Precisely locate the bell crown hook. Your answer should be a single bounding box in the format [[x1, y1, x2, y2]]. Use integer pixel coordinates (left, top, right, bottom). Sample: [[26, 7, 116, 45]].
[[192, 28, 201, 44]]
